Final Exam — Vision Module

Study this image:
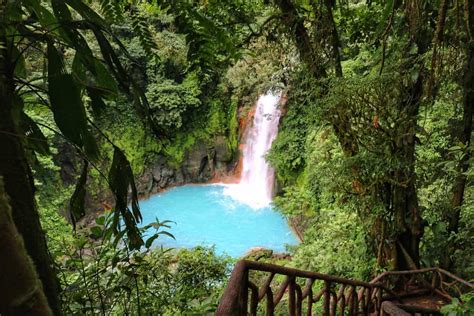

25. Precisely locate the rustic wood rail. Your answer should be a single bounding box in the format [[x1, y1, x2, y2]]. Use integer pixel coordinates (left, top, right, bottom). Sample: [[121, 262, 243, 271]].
[[216, 260, 474, 316], [216, 260, 385, 315], [371, 267, 474, 316]]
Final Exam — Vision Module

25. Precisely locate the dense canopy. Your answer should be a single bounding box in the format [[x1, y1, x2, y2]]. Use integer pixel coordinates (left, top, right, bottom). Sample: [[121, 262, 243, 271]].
[[0, 0, 473, 315]]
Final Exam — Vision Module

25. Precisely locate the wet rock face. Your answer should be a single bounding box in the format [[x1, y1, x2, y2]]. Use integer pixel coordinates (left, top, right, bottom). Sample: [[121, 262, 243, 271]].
[[137, 160, 178, 196], [135, 136, 235, 197], [182, 140, 213, 182], [214, 136, 232, 163]]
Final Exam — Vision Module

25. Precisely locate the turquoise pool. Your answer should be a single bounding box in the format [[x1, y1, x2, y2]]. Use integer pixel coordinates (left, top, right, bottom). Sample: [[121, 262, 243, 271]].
[[139, 184, 298, 257]]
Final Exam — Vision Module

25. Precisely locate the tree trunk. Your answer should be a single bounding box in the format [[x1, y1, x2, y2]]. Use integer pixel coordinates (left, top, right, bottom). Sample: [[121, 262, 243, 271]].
[[276, 0, 327, 78], [0, 36, 62, 315], [394, 53, 425, 269], [443, 0, 474, 269], [375, 1, 431, 271], [0, 177, 53, 315], [323, 0, 343, 78]]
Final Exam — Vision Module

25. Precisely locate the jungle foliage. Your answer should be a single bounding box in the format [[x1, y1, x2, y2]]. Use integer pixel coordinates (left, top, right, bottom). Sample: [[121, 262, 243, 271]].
[[267, 0, 474, 282], [1, 0, 474, 315]]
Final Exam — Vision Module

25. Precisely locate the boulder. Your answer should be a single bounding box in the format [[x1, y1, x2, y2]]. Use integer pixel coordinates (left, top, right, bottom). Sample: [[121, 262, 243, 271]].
[[243, 247, 274, 260]]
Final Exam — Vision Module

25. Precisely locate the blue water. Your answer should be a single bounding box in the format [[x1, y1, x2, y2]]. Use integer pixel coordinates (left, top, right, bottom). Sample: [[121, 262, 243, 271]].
[[139, 184, 298, 257]]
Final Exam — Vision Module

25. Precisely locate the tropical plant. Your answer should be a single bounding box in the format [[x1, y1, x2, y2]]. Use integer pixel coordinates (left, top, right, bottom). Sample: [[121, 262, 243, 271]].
[[0, 0, 160, 312]]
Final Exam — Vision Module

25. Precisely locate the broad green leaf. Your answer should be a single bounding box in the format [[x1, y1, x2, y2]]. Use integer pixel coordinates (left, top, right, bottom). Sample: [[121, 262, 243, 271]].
[[12, 46, 27, 78], [109, 146, 143, 249], [145, 235, 159, 248], [47, 41, 65, 77], [83, 129, 100, 162], [72, 53, 88, 84], [51, 0, 97, 71], [92, 28, 129, 90], [93, 59, 119, 95], [20, 113, 50, 155], [86, 87, 106, 117], [23, 0, 59, 32], [48, 42, 99, 160], [48, 72, 86, 146], [69, 161, 88, 230], [64, 0, 109, 29]]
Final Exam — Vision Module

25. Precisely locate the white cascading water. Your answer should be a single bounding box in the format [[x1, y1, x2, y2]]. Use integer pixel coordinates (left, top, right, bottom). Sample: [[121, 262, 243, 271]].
[[224, 91, 282, 209]]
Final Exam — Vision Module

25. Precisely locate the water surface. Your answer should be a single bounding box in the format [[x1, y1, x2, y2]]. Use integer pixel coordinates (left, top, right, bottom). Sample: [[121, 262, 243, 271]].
[[140, 184, 298, 257]]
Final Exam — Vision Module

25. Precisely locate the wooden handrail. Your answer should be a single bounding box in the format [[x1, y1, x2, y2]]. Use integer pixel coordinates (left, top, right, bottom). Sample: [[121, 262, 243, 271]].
[[241, 260, 378, 288], [216, 260, 382, 315], [217, 260, 474, 316], [371, 267, 474, 289]]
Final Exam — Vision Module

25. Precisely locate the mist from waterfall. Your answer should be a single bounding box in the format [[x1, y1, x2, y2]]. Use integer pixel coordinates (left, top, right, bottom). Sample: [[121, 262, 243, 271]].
[[224, 91, 282, 209]]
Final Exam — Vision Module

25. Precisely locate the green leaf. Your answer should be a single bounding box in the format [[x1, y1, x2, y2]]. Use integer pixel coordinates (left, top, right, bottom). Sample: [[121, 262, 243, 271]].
[[74, 54, 118, 97], [90, 226, 103, 238], [158, 231, 175, 240], [83, 129, 100, 162], [64, 0, 109, 29], [48, 42, 99, 161], [47, 41, 65, 77], [145, 234, 159, 248], [130, 10, 157, 56], [92, 28, 129, 91], [95, 216, 105, 225], [23, 0, 59, 33], [51, 0, 73, 22], [93, 59, 119, 95], [108, 146, 143, 249], [49, 72, 86, 146], [12, 46, 27, 78], [51, 0, 97, 70], [86, 87, 106, 116], [20, 112, 50, 155], [72, 53, 88, 84], [69, 160, 88, 230], [98, 0, 123, 23]]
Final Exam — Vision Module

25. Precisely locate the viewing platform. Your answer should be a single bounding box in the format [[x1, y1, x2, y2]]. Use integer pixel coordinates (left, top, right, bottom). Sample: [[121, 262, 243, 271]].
[[217, 260, 474, 315]]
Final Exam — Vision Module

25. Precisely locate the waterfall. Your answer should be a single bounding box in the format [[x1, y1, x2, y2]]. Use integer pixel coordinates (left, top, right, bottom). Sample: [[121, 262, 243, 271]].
[[225, 91, 282, 209]]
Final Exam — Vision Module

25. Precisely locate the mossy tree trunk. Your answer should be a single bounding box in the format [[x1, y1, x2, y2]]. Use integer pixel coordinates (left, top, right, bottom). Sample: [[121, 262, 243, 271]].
[[443, 0, 474, 269], [0, 35, 61, 315], [0, 177, 52, 315], [390, 73, 424, 270]]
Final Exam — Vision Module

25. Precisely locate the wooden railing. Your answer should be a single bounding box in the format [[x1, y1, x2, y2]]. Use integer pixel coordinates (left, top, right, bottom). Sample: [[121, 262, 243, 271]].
[[216, 260, 387, 315], [216, 261, 474, 316], [372, 268, 474, 316]]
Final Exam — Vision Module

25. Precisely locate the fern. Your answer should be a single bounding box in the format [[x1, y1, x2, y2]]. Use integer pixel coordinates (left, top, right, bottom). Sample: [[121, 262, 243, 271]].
[[130, 8, 157, 56], [98, 0, 123, 23]]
